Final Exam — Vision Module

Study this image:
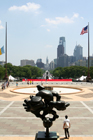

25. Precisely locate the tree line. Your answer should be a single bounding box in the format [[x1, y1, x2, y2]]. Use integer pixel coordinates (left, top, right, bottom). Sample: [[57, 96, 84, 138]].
[[0, 63, 93, 80], [0, 63, 44, 80], [52, 66, 93, 79]]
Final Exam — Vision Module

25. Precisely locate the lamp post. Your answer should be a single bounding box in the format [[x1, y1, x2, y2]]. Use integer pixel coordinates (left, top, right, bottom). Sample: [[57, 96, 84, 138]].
[[4, 22, 8, 81]]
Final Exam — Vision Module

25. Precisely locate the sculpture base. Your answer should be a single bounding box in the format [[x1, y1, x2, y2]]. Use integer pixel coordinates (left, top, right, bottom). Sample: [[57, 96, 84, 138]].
[[35, 131, 59, 140], [45, 87, 53, 90]]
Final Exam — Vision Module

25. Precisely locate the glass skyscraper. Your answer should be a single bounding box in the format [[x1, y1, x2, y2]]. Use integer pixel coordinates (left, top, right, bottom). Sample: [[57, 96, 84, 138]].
[[59, 37, 66, 54]]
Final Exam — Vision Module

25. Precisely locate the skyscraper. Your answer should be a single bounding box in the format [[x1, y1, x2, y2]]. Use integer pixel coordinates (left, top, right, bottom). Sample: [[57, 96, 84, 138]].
[[73, 44, 83, 61], [36, 58, 42, 63], [46, 56, 49, 64], [59, 37, 66, 54], [57, 37, 66, 67]]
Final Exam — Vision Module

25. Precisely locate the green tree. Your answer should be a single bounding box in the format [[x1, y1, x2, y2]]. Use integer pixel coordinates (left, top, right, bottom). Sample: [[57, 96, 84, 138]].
[[0, 65, 5, 79]]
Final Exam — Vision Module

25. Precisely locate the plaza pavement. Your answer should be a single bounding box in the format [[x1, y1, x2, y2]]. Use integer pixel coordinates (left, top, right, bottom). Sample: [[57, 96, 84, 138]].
[[0, 81, 93, 140]]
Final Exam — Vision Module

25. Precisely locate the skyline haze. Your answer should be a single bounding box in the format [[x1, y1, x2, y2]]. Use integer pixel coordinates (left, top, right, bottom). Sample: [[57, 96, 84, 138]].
[[0, 0, 93, 65]]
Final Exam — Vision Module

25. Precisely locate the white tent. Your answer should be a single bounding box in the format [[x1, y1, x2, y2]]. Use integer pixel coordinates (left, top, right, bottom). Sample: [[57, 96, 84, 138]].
[[79, 75, 87, 81], [9, 75, 17, 81], [76, 75, 87, 81]]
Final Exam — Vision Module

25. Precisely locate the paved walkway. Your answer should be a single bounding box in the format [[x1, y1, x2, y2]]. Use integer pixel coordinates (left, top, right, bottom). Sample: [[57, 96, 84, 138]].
[[0, 82, 93, 140]]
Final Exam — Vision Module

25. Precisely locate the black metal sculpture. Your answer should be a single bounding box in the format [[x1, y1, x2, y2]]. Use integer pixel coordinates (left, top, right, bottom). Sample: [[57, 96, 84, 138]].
[[23, 85, 70, 140]]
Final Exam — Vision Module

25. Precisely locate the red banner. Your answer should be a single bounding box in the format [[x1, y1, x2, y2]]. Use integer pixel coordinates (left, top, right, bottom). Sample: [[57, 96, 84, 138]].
[[22, 79, 72, 82]]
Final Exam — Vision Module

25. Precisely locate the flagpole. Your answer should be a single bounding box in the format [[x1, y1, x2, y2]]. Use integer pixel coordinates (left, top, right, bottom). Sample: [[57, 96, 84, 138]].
[[87, 22, 91, 81], [4, 22, 8, 80]]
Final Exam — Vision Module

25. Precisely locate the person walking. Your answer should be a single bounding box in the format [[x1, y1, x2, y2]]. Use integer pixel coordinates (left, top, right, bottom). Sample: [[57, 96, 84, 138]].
[[63, 115, 71, 139]]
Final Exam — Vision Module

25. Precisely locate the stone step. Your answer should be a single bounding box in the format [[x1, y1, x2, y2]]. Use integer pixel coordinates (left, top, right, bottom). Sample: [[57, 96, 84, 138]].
[[0, 137, 93, 140]]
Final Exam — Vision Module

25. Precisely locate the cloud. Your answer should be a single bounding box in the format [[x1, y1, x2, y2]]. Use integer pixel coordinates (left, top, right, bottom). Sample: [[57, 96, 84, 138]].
[[8, 2, 41, 13], [45, 45, 52, 48], [81, 17, 84, 20], [0, 20, 4, 29], [72, 13, 79, 18], [41, 25, 46, 27], [47, 29, 50, 32], [45, 13, 79, 25]]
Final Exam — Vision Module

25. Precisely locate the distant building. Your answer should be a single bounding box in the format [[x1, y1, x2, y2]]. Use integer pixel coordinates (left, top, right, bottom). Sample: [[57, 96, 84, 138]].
[[0, 61, 5, 66], [43, 70, 53, 79], [54, 58, 57, 68], [20, 59, 35, 66], [68, 56, 76, 66], [57, 54, 69, 67], [86, 56, 93, 67], [49, 61, 55, 70], [57, 37, 66, 67], [36, 62, 44, 69], [46, 56, 49, 65], [59, 37, 66, 54], [73, 44, 83, 61], [36, 58, 42, 63], [44, 57, 50, 70], [75, 60, 87, 67]]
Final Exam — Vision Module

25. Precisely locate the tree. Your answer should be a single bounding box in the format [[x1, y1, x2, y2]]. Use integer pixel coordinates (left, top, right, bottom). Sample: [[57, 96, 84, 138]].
[[52, 66, 88, 79], [0, 65, 5, 79]]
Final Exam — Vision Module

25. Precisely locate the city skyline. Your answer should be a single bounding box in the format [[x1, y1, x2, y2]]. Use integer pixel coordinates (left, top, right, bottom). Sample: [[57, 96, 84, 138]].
[[0, 0, 93, 66]]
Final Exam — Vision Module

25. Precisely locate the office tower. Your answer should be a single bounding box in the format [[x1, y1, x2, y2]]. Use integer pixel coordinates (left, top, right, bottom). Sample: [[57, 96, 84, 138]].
[[57, 37, 66, 58], [46, 56, 49, 64], [57, 37, 66, 67], [20, 59, 35, 66], [36, 58, 44, 68], [69, 56, 76, 64], [49, 60, 55, 70], [54, 58, 57, 68], [44, 57, 49, 70], [57, 54, 69, 67], [73, 44, 83, 61], [59, 37, 66, 54], [36, 58, 42, 63]]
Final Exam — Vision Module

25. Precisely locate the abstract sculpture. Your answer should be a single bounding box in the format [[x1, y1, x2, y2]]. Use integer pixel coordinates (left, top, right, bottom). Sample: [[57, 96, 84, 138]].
[[23, 85, 70, 140]]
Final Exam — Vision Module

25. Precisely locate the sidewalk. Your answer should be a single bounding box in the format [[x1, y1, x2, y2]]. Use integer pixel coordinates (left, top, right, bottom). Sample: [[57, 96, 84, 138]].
[[0, 82, 93, 140]]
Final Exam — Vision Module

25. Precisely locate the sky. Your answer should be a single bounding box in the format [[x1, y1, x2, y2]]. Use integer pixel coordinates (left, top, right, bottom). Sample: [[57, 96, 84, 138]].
[[0, 0, 93, 66]]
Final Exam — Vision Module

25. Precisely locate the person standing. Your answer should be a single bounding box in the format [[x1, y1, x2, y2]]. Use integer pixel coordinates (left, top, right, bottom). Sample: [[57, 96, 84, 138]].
[[63, 115, 70, 139], [16, 82, 18, 86]]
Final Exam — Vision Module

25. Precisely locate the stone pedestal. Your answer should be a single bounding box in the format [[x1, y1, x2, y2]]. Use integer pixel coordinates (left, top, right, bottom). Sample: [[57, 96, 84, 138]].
[[35, 131, 59, 140], [45, 87, 53, 90]]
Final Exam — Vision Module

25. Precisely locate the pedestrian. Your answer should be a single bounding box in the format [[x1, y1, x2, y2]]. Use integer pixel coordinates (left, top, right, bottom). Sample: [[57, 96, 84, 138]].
[[8, 81, 9, 87], [16, 82, 18, 86], [1, 84, 4, 90], [4, 82, 6, 89], [6, 82, 8, 88], [63, 115, 70, 139]]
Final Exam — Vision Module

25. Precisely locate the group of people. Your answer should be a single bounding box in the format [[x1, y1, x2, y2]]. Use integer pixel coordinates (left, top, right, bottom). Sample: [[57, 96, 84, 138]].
[[1, 81, 9, 90], [27, 81, 33, 85]]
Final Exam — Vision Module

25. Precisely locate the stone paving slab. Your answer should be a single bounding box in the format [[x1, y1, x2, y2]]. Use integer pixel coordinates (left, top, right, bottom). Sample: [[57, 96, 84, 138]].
[[56, 108, 93, 117], [76, 93, 93, 98], [0, 119, 44, 135], [0, 137, 35, 140], [0, 108, 35, 117], [0, 97, 93, 138], [0, 93, 17, 98], [67, 101, 85, 107], [50, 119, 93, 135], [10, 101, 24, 107], [0, 101, 11, 107], [83, 101, 93, 107], [0, 137, 93, 140]]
